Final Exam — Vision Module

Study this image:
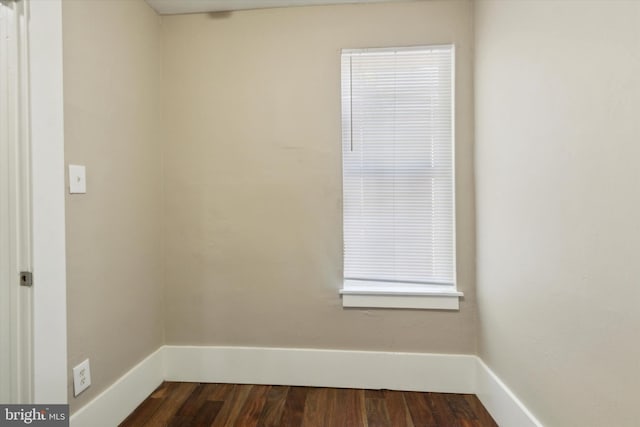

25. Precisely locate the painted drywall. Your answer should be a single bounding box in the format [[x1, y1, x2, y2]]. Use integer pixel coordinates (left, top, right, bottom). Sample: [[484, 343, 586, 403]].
[[162, 0, 476, 352], [475, 1, 640, 426], [62, 0, 164, 412]]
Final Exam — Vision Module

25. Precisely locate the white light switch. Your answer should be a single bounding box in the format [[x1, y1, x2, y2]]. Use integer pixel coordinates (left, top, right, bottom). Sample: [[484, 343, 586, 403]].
[[69, 164, 86, 194]]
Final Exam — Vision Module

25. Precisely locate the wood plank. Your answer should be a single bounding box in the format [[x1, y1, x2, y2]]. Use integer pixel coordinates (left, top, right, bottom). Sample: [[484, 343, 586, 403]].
[[427, 393, 461, 427], [208, 384, 239, 427], [144, 382, 198, 427], [463, 395, 498, 427], [193, 400, 224, 426], [403, 392, 437, 427], [150, 382, 171, 399], [322, 388, 338, 427], [342, 389, 366, 427], [279, 386, 308, 427], [167, 416, 191, 427], [383, 390, 413, 427], [208, 383, 235, 401], [445, 393, 477, 420], [301, 387, 329, 427], [119, 396, 164, 427], [233, 385, 272, 427], [365, 389, 385, 399], [365, 396, 391, 427], [176, 383, 208, 416], [257, 386, 289, 427], [324, 388, 349, 427], [211, 384, 253, 427]]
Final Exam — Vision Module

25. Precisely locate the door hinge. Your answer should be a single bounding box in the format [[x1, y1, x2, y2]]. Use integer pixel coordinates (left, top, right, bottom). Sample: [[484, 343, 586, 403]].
[[20, 271, 33, 287]]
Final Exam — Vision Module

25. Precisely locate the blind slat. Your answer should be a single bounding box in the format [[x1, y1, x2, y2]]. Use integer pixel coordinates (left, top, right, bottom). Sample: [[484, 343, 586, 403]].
[[341, 45, 455, 286]]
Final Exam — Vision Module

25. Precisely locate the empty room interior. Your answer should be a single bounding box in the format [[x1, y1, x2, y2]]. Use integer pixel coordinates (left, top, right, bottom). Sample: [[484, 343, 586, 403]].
[[1, 0, 638, 426]]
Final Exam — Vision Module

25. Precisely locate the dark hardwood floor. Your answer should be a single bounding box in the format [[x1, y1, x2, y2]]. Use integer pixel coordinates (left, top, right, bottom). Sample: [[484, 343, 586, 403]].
[[120, 382, 498, 427]]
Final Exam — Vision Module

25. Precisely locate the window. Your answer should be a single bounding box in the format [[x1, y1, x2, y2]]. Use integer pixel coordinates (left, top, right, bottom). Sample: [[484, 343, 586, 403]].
[[339, 45, 462, 310]]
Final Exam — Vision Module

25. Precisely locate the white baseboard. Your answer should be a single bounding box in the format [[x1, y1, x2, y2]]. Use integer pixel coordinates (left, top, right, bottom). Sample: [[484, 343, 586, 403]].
[[69, 345, 543, 427], [164, 345, 476, 394], [475, 357, 543, 427], [69, 347, 164, 427]]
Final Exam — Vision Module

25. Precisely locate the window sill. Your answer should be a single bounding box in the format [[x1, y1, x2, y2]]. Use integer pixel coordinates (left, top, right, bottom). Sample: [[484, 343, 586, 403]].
[[340, 280, 463, 310]]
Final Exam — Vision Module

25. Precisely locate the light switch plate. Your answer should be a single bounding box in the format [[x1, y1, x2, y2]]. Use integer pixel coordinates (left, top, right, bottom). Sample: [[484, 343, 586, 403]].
[[69, 164, 86, 194]]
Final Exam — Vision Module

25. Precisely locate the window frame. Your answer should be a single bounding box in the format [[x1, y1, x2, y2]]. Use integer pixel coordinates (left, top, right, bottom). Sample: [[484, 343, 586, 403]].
[[339, 44, 463, 310]]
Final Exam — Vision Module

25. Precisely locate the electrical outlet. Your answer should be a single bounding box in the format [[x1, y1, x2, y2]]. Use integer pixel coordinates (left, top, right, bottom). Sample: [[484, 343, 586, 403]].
[[72, 359, 91, 397]]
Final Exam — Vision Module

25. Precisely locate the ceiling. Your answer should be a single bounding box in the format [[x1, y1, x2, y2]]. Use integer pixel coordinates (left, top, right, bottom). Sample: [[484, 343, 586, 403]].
[[145, 0, 420, 15]]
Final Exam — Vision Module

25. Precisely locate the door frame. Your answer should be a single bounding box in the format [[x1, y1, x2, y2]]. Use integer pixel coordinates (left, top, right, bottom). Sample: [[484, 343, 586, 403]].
[[0, 0, 33, 404], [1, 0, 67, 405], [28, 0, 67, 404]]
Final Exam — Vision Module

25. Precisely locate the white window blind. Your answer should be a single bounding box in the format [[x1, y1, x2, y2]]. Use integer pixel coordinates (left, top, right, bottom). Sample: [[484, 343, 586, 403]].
[[341, 45, 455, 287]]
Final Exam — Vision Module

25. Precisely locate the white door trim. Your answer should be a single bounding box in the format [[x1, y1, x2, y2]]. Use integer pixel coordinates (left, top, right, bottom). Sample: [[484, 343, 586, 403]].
[[27, 0, 68, 404], [0, 0, 18, 404], [0, 0, 33, 404]]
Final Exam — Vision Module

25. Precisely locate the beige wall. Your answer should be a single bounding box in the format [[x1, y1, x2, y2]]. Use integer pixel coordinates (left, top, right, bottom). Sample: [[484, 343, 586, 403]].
[[475, 1, 640, 426], [162, 1, 476, 352], [60, 0, 640, 421], [62, 0, 476, 415], [63, 0, 163, 412]]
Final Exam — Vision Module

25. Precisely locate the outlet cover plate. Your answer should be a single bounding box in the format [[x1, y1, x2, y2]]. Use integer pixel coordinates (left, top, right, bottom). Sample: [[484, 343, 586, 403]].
[[72, 358, 91, 396]]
